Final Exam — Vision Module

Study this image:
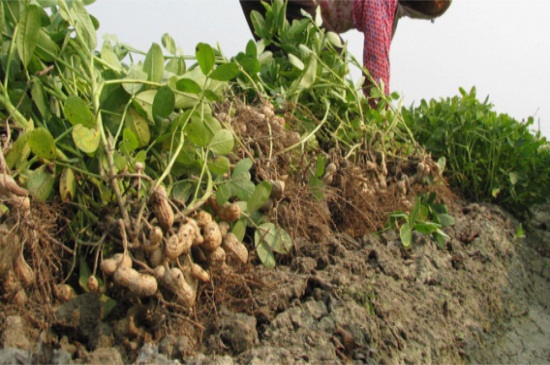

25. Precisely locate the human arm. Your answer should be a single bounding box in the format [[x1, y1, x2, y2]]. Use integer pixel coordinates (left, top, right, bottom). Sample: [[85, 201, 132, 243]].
[[353, 0, 398, 96]]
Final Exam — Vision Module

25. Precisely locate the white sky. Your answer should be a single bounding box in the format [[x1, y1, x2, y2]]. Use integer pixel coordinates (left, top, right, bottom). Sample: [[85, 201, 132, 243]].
[[88, 0, 550, 138]]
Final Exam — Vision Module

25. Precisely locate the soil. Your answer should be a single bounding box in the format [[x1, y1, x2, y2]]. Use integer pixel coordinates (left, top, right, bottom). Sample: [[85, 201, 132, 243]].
[[1, 202, 549, 364]]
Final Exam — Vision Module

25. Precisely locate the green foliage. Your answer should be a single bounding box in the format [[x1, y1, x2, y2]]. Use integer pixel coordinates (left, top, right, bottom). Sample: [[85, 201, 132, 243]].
[[233, 0, 413, 155], [389, 193, 455, 250], [0, 0, 291, 269], [403, 87, 550, 218]]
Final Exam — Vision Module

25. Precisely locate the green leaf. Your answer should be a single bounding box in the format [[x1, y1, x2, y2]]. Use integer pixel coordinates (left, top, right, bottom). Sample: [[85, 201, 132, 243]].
[[16, 4, 41, 67], [413, 222, 439, 235], [245, 39, 257, 58], [161, 33, 177, 54], [195, 43, 215, 75], [6, 132, 30, 169], [172, 181, 193, 203], [207, 156, 230, 175], [215, 183, 232, 206], [232, 158, 253, 179], [166, 57, 186, 75], [152, 86, 175, 119], [326, 32, 343, 48], [250, 10, 268, 39], [31, 81, 50, 119], [274, 227, 293, 254], [64, 96, 96, 128], [125, 109, 150, 147], [78, 255, 92, 291], [400, 223, 413, 249], [203, 89, 221, 102], [256, 223, 292, 254], [247, 181, 272, 213], [175, 78, 202, 94], [256, 241, 276, 268], [209, 62, 240, 81], [27, 166, 55, 202], [72, 124, 100, 153], [229, 178, 255, 201], [232, 218, 247, 242], [515, 223, 525, 239], [59, 168, 76, 203], [133, 90, 156, 122], [123, 66, 148, 95], [433, 229, 449, 249], [35, 28, 60, 62], [143, 43, 164, 83], [288, 53, 304, 71], [255, 222, 292, 259], [299, 56, 317, 90], [119, 128, 139, 154], [114, 154, 127, 171], [101, 42, 122, 72], [436, 213, 455, 228], [185, 114, 210, 147], [28, 127, 56, 160], [208, 129, 234, 155], [70, 0, 97, 50]]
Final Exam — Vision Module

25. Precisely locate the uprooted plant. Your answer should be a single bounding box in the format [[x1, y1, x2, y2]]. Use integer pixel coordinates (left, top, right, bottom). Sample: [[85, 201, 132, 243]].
[[0, 0, 451, 333]]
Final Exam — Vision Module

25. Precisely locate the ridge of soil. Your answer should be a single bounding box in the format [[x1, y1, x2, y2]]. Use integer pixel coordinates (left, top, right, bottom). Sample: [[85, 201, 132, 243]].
[[1, 202, 549, 364]]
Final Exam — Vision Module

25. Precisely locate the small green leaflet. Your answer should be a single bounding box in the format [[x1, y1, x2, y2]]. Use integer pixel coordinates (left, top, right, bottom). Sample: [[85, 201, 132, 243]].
[[35, 28, 60, 62], [143, 43, 164, 83], [27, 166, 55, 202], [207, 156, 230, 176], [101, 42, 122, 72], [254, 223, 293, 268], [209, 63, 240, 81], [69, 0, 97, 50], [28, 127, 56, 160], [176, 78, 202, 94], [288, 54, 304, 71], [123, 66, 148, 95], [5, 132, 31, 169], [208, 129, 234, 155], [161, 33, 177, 54], [72, 124, 100, 153], [119, 128, 139, 154], [195, 43, 215, 75], [125, 109, 150, 147], [247, 181, 272, 213], [16, 4, 41, 67], [152, 86, 175, 119], [64, 96, 96, 128], [400, 223, 412, 249]]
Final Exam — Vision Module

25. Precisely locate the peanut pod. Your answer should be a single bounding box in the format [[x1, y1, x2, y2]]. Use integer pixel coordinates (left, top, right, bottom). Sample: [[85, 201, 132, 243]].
[[216, 203, 242, 223], [208, 246, 226, 268], [101, 253, 132, 276], [151, 186, 174, 232], [202, 222, 222, 251], [190, 263, 210, 283], [128, 273, 158, 297], [13, 254, 34, 287], [162, 267, 197, 307], [222, 233, 248, 265]]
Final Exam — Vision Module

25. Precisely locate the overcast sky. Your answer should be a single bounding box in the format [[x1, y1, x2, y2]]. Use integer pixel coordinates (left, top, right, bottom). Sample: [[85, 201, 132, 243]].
[[88, 0, 550, 138]]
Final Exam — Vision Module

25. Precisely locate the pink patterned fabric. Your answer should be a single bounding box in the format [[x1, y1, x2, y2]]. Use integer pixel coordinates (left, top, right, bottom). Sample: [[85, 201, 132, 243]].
[[352, 0, 398, 95], [318, 0, 397, 95]]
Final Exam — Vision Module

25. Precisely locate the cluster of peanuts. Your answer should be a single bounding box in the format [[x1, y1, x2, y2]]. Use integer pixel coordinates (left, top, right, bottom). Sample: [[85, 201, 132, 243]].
[[85, 186, 249, 308]]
